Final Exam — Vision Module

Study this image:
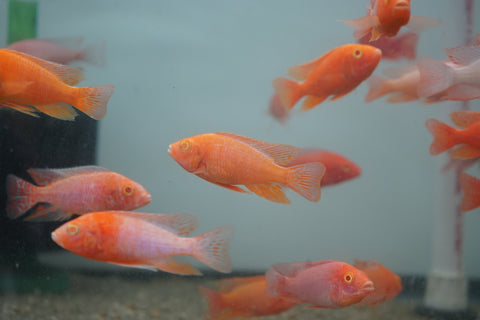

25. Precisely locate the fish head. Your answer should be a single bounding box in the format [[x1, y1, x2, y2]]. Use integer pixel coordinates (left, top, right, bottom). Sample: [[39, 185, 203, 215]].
[[316, 151, 362, 186], [343, 45, 382, 83], [168, 137, 205, 173], [378, 0, 411, 35], [329, 263, 374, 307], [107, 174, 152, 210]]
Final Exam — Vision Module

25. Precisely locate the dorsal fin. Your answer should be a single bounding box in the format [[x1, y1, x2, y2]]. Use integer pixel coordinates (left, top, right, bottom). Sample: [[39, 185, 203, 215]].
[[27, 166, 110, 186], [109, 211, 199, 236], [5, 49, 85, 85], [216, 132, 301, 165], [445, 45, 480, 66], [272, 260, 335, 278]]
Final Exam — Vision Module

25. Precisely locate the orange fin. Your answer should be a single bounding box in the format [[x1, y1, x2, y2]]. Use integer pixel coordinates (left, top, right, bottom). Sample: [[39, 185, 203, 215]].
[[75, 85, 114, 120], [387, 92, 419, 103], [245, 183, 290, 204], [425, 118, 457, 155], [287, 162, 326, 202], [340, 16, 378, 39], [6, 175, 37, 219], [0, 102, 39, 117], [449, 145, 480, 160], [33, 101, 78, 120], [216, 275, 265, 293], [215, 132, 301, 165], [150, 257, 203, 275], [24, 204, 75, 222], [27, 166, 110, 186], [287, 52, 334, 81], [271, 260, 335, 278], [6, 49, 85, 85], [301, 95, 327, 111], [450, 111, 480, 128], [193, 226, 234, 273], [272, 77, 303, 110], [204, 179, 249, 193], [2, 81, 34, 96], [460, 173, 480, 211], [198, 286, 229, 320]]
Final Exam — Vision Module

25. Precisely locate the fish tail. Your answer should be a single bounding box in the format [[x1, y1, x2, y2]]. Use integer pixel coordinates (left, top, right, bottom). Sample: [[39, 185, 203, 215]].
[[198, 286, 227, 320], [75, 85, 115, 120], [193, 226, 234, 273], [417, 56, 453, 98], [6, 175, 37, 219], [265, 267, 286, 298], [365, 75, 391, 102], [287, 162, 326, 202], [460, 173, 480, 211], [82, 40, 106, 67], [425, 118, 457, 155], [272, 77, 303, 110]]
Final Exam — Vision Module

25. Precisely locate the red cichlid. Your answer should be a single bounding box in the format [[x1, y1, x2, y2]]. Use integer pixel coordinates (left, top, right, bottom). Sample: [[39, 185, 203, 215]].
[[168, 133, 326, 204], [358, 32, 418, 60], [0, 48, 114, 120], [425, 119, 480, 159], [265, 260, 374, 308], [285, 149, 361, 187], [7, 37, 105, 66], [459, 173, 480, 212], [273, 44, 381, 112], [51, 211, 233, 275], [354, 259, 402, 306], [198, 275, 297, 320], [6, 166, 151, 221]]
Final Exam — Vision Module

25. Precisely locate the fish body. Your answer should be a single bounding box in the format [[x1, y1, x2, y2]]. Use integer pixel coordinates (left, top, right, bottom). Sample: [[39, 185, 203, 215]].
[[168, 133, 326, 204], [358, 32, 418, 60], [6, 166, 151, 221], [198, 275, 297, 320], [286, 149, 361, 186], [0, 49, 114, 120], [354, 260, 402, 306], [365, 66, 420, 103], [51, 211, 233, 275], [273, 44, 381, 111], [265, 260, 374, 308]]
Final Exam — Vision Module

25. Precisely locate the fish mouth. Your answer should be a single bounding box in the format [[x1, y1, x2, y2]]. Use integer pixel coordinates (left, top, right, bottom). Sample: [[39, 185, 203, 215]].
[[395, 1, 409, 9], [51, 232, 62, 247], [361, 281, 375, 293], [167, 144, 172, 155]]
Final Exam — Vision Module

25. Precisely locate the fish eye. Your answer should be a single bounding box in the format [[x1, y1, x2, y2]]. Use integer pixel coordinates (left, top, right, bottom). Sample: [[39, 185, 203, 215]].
[[353, 49, 363, 59], [344, 272, 354, 283], [66, 223, 80, 236], [179, 139, 191, 151], [123, 185, 135, 196]]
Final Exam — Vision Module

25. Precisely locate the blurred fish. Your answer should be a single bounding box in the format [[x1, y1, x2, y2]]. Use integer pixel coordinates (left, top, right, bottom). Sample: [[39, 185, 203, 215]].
[[265, 260, 374, 308], [417, 45, 480, 100], [286, 149, 361, 187], [341, 0, 441, 41], [354, 259, 402, 306], [459, 173, 480, 211], [168, 133, 326, 204], [273, 44, 381, 112], [6, 166, 151, 221], [358, 32, 418, 60], [7, 37, 106, 66], [198, 275, 297, 320], [0, 49, 114, 120], [450, 110, 480, 128], [51, 211, 233, 275], [425, 119, 480, 159], [268, 93, 290, 124]]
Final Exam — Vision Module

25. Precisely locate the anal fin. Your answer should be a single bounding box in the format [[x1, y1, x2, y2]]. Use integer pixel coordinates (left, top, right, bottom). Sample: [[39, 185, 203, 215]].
[[245, 183, 290, 204]]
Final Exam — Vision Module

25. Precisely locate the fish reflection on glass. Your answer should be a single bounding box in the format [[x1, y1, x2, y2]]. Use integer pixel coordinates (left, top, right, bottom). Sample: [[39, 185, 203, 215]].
[[273, 44, 381, 112], [6, 166, 151, 221], [0, 49, 114, 120], [168, 132, 326, 204], [52, 211, 233, 275], [198, 275, 297, 320], [265, 260, 374, 308]]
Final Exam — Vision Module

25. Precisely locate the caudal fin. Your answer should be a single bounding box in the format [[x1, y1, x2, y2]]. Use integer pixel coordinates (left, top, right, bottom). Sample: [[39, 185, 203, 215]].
[[198, 286, 228, 320], [425, 118, 459, 155], [194, 226, 234, 273], [272, 77, 303, 110], [287, 162, 326, 202], [6, 175, 37, 219], [75, 85, 115, 120], [460, 173, 480, 211], [417, 56, 453, 98], [365, 75, 391, 102]]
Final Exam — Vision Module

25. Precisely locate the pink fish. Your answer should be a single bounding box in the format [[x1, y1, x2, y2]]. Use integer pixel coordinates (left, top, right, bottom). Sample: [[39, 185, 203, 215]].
[[265, 260, 374, 308], [358, 32, 418, 60], [6, 166, 151, 221], [7, 37, 105, 66]]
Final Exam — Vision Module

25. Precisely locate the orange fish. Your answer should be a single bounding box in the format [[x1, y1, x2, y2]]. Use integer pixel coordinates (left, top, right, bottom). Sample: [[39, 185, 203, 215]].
[[198, 275, 297, 320], [450, 110, 480, 128], [353, 259, 402, 306], [273, 44, 381, 112], [265, 260, 374, 308], [0, 48, 114, 120], [168, 133, 326, 204], [51, 211, 233, 275], [6, 166, 151, 221], [459, 173, 480, 212], [425, 118, 480, 159], [358, 32, 418, 60], [286, 149, 361, 187]]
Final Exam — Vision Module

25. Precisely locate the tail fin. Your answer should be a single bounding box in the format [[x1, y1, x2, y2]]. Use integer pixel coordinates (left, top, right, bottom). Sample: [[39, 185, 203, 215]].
[[6, 175, 37, 219], [82, 40, 106, 67], [287, 162, 326, 202], [417, 56, 453, 98], [198, 286, 228, 320], [75, 85, 115, 120], [460, 173, 480, 211], [272, 77, 303, 110], [425, 118, 457, 155], [365, 75, 391, 102], [194, 226, 234, 273]]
